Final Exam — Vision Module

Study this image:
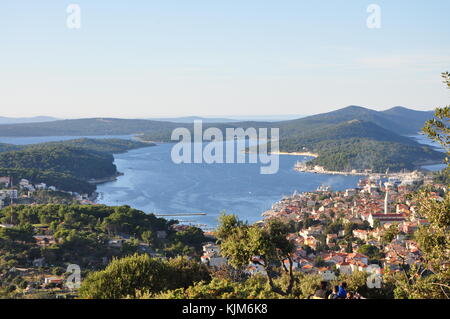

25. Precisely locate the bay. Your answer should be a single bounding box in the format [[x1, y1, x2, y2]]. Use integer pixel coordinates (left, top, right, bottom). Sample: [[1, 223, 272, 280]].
[[1, 134, 444, 228], [96, 141, 361, 228]]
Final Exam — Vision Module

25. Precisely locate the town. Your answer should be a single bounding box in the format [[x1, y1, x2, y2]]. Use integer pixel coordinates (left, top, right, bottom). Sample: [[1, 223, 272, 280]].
[[199, 171, 447, 284], [0, 176, 94, 210], [0, 169, 447, 299]]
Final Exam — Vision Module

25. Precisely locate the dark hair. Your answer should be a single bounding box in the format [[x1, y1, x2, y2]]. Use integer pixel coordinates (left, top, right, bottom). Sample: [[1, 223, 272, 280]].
[[341, 282, 347, 289], [333, 285, 339, 292], [320, 281, 328, 290]]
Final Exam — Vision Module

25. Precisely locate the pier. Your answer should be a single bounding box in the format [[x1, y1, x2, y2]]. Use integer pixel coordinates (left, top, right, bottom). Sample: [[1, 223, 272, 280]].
[[155, 212, 207, 217]]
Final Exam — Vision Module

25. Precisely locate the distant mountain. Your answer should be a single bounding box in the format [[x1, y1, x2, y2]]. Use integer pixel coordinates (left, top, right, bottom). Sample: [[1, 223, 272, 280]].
[[380, 106, 435, 135], [0, 118, 180, 137], [0, 106, 433, 137], [0, 116, 59, 125], [275, 105, 434, 136], [279, 119, 418, 146], [148, 116, 240, 123], [266, 106, 442, 172], [278, 118, 443, 172], [0, 106, 443, 172]]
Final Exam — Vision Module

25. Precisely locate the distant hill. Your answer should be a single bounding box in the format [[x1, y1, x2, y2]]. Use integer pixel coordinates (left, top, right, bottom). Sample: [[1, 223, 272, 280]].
[[0, 106, 433, 137], [0, 116, 59, 125], [148, 116, 240, 123], [37, 138, 155, 154], [274, 105, 434, 136], [0, 106, 442, 173], [0, 138, 153, 194], [380, 106, 435, 135], [0, 118, 180, 137], [148, 115, 306, 122], [280, 111, 444, 173], [279, 119, 418, 146], [0, 145, 117, 180]]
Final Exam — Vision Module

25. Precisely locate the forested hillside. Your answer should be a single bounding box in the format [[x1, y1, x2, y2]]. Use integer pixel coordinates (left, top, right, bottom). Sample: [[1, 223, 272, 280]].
[[0, 146, 116, 180], [0, 139, 153, 194], [278, 119, 444, 172], [0, 106, 442, 173]]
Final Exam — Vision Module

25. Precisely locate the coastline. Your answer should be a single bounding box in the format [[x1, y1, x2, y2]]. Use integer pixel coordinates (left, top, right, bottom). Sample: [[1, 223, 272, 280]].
[[272, 151, 318, 158], [132, 134, 161, 145], [244, 150, 319, 158], [294, 164, 369, 176], [88, 172, 124, 185]]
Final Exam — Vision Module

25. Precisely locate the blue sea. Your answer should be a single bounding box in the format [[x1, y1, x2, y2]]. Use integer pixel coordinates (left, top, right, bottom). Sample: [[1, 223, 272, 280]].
[[0, 134, 445, 228]]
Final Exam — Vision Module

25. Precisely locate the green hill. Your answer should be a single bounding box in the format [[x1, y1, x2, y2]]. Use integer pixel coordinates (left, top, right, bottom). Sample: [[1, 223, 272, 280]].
[[35, 138, 155, 154], [0, 118, 179, 137], [276, 119, 444, 172], [0, 138, 154, 194], [0, 145, 117, 180], [273, 105, 434, 137], [0, 106, 433, 138], [0, 106, 442, 173], [279, 119, 418, 147], [306, 139, 442, 172]]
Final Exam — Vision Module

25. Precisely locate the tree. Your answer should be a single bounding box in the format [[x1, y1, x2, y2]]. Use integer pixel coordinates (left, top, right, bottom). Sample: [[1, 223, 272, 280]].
[[357, 244, 382, 262], [387, 72, 450, 299], [78, 254, 210, 299], [149, 277, 278, 299], [141, 230, 155, 246], [216, 213, 295, 296], [0, 225, 35, 244], [423, 72, 450, 174]]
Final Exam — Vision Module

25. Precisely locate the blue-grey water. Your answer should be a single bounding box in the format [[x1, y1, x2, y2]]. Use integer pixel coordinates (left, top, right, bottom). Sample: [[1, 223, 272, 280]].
[[0, 134, 445, 228], [410, 134, 447, 171], [96, 141, 361, 227], [0, 135, 134, 145]]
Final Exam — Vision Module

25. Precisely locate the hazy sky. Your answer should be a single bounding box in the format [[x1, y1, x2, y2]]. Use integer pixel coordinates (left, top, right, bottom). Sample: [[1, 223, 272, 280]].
[[1, 1, 449, 118]]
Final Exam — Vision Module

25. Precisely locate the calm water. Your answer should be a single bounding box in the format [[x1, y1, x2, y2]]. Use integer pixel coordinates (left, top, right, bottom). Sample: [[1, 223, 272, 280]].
[[410, 134, 447, 171], [96, 141, 361, 227], [1, 134, 444, 228], [0, 135, 134, 145]]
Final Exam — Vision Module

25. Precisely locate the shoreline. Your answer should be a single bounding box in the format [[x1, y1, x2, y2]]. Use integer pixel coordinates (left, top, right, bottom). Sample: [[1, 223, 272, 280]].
[[272, 151, 318, 158], [245, 150, 319, 158], [88, 172, 124, 185], [132, 134, 164, 145], [294, 165, 369, 176]]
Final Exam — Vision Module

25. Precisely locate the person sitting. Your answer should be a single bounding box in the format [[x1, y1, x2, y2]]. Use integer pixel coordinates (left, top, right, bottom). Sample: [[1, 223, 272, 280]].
[[328, 285, 340, 299], [346, 291, 355, 299], [313, 281, 329, 299], [337, 282, 348, 299]]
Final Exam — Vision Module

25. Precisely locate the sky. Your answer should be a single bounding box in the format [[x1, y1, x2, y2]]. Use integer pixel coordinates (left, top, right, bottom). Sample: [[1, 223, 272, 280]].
[[0, 1, 449, 118]]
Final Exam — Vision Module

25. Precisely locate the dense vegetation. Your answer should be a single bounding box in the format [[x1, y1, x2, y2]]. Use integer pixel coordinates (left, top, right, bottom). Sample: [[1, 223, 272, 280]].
[[79, 254, 210, 299], [302, 138, 441, 172], [0, 106, 432, 137], [0, 204, 207, 297], [39, 138, 154, 154], [276, 119, 444, 172], [0, 145, 117, 180], [0, 118, 180, 137], [0, 138, 153, 194], [0, 167, 96, 194], [0, 106, 442, 173]]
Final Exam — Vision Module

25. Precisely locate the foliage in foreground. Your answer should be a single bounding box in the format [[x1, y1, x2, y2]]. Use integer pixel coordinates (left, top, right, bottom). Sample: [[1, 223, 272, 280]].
[[78, 254, 210, 299]]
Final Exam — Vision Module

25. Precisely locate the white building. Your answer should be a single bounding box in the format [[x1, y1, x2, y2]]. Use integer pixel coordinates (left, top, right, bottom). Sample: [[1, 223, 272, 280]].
[[201, 243, 227, 268]]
